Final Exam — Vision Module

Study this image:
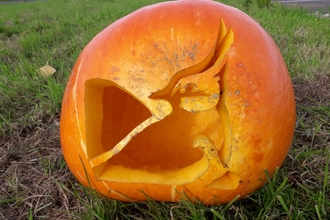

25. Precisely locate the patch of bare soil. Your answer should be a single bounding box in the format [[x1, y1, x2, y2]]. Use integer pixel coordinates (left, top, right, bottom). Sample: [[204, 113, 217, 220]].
[[0, 75, 329, 219], [288, 74, 330, 188], [0, 118, 83, 220], [294, 74, 330, 107], [293, 74, 330, 147]]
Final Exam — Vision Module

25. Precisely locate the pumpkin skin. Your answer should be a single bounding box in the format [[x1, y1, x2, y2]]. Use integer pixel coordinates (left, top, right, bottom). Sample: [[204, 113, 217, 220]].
[[60, 0, 296, 205]]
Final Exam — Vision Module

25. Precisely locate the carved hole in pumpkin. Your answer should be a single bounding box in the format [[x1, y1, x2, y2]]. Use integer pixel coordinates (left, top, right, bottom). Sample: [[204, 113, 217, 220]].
[[84, 18, 239, 188], [84, 79, 151, 159], [104, 90, 205, 171], [85, 79, 207, 184]]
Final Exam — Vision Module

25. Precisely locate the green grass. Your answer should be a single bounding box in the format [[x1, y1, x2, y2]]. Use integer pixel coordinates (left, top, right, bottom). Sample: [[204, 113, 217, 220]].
[[0, 0, 329, 219]]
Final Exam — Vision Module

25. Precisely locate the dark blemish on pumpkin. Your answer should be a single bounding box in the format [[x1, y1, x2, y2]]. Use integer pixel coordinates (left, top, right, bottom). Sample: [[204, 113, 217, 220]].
[[235, 90, 240, 95], [189, 52, 195, 60], [132, 77, 145, 82], [239, 180, 242, 183], [192, 42, 199, 50], [174, 52, 180, 68]]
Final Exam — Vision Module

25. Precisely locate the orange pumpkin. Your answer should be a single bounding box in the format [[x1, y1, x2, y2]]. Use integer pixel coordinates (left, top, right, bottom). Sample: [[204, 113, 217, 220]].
[[60, 0, 296, 205]]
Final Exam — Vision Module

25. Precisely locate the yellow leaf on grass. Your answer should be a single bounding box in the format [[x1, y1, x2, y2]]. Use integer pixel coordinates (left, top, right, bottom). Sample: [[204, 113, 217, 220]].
[[38, 64, 56, 77]]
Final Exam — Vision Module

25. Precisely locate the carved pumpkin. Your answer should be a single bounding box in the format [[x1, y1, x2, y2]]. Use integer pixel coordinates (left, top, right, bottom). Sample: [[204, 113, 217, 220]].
[[60, 0, 296, 205]]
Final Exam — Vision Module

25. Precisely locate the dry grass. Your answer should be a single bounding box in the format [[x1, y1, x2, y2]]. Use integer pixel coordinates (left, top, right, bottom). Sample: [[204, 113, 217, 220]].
[[0, 117, 76, 219]]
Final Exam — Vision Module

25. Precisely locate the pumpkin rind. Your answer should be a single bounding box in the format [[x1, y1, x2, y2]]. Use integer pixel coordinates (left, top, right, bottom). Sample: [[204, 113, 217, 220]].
[[60, 0, 296, 204]]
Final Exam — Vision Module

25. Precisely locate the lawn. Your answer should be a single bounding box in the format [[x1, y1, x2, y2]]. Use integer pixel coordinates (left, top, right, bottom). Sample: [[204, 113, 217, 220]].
[[0, 0, 329, 219]]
